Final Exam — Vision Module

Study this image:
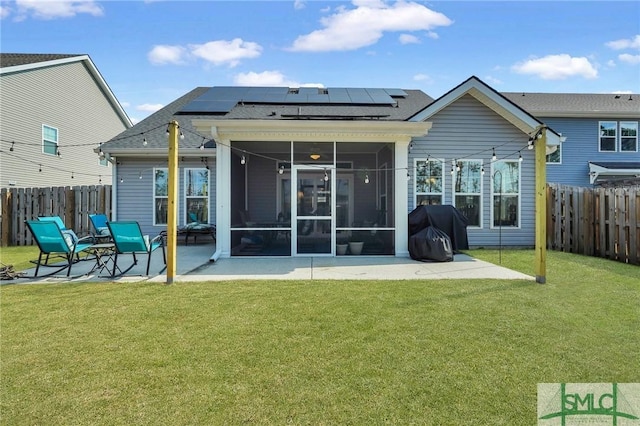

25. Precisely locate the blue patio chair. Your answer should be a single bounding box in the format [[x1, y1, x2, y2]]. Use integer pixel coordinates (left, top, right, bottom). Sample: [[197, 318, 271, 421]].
[[26, 220, 95, 277], [106, 221, 166, 277], [38, 215, 84, 261], [89, 213, 111, 240]]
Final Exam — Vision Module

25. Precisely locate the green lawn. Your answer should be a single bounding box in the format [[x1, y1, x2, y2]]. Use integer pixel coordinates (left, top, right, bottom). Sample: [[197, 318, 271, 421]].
[[1, 250, 638, 424]]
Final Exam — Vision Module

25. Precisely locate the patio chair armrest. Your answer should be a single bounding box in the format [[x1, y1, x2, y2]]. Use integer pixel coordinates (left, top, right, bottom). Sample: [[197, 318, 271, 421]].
[[150, 234, 165, 245], [76, 235, 96, 244]]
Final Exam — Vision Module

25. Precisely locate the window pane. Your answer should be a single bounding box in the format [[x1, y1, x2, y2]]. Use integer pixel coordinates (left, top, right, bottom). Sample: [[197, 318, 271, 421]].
[[455, 195, 480, 226], [600, 121, 617, 151], [621, 138, 637, 152], [155, 198, 168, 225], [492, 161, 519, 194], [43, 140, 57, 155], [186, 198, 208, 223], [546, 145, 561, 163], [455, 161, 481, 193], [493, 195, 518, 227], [415, 160, 442, 192], [416, 195, 442, 206], [155, 169, 168, 196], [43, 126, 58, 141], [621, 122, 638, 152], [186, 169, 209, 196]]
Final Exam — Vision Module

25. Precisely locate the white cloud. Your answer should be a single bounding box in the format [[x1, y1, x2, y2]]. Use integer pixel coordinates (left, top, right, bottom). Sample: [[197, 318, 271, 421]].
[[233, 71, 299, 87], [483, 75, 503, 86], [294, 0, 305, 10], [189, 38, 262, 68], [619, 53, 640, 64], [399, 34, 420, 44], [137, 103, 164, 113], [0, 5, 11, 19], [413, 73, 432, 83], [426, 31, 439, 40], [606, 35, 640, 50], [148, 45, 187, 65], [511, 54, 598, 80], [606, 60, 616, 68], [14, 0, 103, 20], [289, 1, 452, 52], [147, 38, 262, 67]]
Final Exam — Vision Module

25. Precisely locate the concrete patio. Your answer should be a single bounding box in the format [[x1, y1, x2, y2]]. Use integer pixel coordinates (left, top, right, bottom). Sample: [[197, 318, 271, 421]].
[[6, 242, 533, 284]]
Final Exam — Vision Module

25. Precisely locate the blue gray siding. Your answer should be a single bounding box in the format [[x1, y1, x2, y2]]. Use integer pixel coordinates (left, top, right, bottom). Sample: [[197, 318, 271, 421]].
[[409, 94, 535, 247], [541, 117, 640, 187], [115, 157, 216, 237]]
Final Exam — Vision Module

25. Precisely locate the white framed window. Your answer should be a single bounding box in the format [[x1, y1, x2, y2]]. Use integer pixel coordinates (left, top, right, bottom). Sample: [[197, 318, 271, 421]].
[[599, 121, 617, 152], [546, 144, 561, 164], [454, 160, 483, 227], [42, 125, 58, 155], [153, 168, 168, 225], [184, 168, 209, 225], [415, 158, 444, 206], [491, 160, 520, 228], [620, 121, 638, 152]]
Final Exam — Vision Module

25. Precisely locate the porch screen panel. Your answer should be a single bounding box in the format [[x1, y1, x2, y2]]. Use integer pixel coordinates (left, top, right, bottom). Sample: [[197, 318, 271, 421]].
[[231, 141, 291, 256], [336, 142, 395, 255]]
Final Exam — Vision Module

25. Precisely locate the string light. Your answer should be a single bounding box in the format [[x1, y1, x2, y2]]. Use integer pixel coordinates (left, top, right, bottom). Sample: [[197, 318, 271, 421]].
[[99, 175, 102, 184], [99, 143, 104, 158], [71, 172, 74, 179], [518, 152, 523, 162], [57, 148, 61, 158], [180, 130, 185, 140], [39, 164, 42, 172], [241, 155, 246, 165], [278, 165, 284, 175], [492, 148, 497, 161], [364, 174, 369, 184], [120, 177, 124, 183], [139, 172, 143, 179], [324, 170, 329, 181], [10, 141, 14, 152], [165, 125, 170, 136], [481, 166, 485, 175], [407, 171, 411, 181], [143, 137, 148, 147], [199, 141, 205, 151]]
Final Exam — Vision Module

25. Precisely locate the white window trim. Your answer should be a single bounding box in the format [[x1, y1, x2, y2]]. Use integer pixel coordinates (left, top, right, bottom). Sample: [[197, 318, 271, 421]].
[[414, 158, 445, 206], [42, 124, 58, 156], [453, 159, 483, 228], [183, 167, 209, 226], [153, 167, 168, 226], [620, 121, 638, 153], [490, 160, 521, 229], [598, 121, 618, 152]]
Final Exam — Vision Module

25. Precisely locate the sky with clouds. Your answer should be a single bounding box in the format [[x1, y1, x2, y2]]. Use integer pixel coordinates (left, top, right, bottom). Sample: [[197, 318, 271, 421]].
[[1, 0, 639, 123]]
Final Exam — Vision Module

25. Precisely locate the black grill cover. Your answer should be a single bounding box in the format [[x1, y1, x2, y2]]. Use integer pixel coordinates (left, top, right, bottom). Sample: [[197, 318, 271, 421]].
[[409, 226, 453, 262], [408, 205, 469, 251]]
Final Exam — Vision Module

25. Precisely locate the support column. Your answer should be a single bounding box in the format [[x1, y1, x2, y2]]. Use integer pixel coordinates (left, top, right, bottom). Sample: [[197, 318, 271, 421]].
[[395, 139, 410, 257]]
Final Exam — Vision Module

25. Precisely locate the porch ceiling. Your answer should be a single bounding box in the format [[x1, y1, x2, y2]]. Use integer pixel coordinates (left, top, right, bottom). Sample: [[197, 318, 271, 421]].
[[191, 119, 432, 143]]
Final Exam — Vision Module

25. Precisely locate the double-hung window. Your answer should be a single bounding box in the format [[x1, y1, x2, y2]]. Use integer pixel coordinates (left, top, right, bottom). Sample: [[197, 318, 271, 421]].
[[599, 121, 617, 151], [154, 168, 168, 225], [184, 168, 209, 224], [600, 121, 638, 152], [42, 125, 58, 155], [492, 160, 520, 228], [415, 158, 444, 206], [621, 122, 638, 152], [454, 160, 482, 227]]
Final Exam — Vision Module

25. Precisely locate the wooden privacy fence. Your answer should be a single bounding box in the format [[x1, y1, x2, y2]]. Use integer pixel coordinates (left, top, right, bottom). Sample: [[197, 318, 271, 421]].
[[547, 184, 639, 265], [1, 185, 112, 246]]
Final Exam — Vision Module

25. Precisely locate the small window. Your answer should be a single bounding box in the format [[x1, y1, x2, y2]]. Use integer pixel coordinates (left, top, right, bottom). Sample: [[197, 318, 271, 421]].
[[546, 144, 561, 164], [599, 121, 617, 152], [42, 125, 58, 155], [154, 168, 168, 225], [415, 158, 444, 206], [454, 160, 482, 227], [620, 122, 638, 152]]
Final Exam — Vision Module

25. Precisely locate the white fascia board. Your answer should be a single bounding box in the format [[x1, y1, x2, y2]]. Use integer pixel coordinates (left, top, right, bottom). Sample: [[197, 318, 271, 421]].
[[588, 162, 640, 184]]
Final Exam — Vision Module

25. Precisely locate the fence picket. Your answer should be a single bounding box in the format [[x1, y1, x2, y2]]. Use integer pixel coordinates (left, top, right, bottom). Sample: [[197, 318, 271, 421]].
[[547, 183, 639, 266], [0, 185, 112, 246]]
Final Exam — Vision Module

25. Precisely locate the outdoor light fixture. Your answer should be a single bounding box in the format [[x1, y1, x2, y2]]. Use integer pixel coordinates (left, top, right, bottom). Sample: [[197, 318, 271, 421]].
[[310, 152, 321, 160]]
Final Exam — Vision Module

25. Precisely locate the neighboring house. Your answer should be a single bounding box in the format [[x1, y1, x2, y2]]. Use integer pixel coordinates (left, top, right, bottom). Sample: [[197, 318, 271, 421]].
[[504, 92, 640, 187], [100, 76, 562, 258], [0, 53, 132, 188]]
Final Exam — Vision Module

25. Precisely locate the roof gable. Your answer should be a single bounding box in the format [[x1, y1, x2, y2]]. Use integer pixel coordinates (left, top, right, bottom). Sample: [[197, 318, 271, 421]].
[[409, 75, 561, 145], [0, 53, 132, 128]]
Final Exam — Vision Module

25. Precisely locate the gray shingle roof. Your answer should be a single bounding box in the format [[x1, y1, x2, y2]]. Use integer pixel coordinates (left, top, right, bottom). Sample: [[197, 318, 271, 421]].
[[502, 92, 640, 116], [0, 53, 84, 68], [103, 87, 213, 150], [103, 87, 433, 151]]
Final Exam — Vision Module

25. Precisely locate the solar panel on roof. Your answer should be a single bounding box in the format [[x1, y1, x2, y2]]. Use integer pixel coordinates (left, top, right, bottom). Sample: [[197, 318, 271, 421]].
[[179, 86, 408, 113]]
